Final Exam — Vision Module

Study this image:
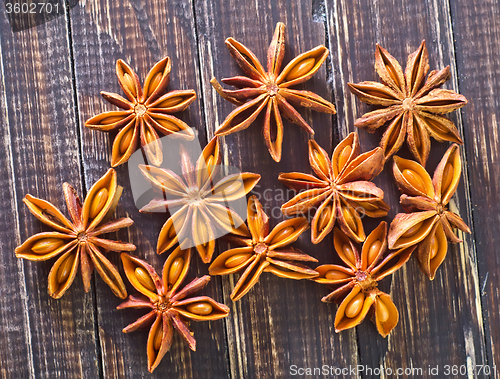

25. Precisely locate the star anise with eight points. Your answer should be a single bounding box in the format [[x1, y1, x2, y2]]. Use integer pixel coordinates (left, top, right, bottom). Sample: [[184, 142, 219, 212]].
[[85, 57, 196, 167], [315, 222, 415, 337], [209, 196, 318, 301], [211, 22, 336, 162], [279, 132, 389, 244], [348, 40, 467, 166], [15, 169, 135, 299], [388, 143, 471, 279], [118, 249, 229, 373]]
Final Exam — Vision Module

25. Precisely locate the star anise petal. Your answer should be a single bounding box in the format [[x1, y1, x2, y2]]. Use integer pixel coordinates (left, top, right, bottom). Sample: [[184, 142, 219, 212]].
[[374, 43, 406, 96]]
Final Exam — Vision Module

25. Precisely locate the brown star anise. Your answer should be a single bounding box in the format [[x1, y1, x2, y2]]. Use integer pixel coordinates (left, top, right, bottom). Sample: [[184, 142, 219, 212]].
[[85, 57, 196, 167], [279, 132, 389, 244], [15, 169, 135, 299], [348, 40, 467, 166], [315, 222, 415, 337], [210, 22, 336, 162], [388, 144, 471, 279], [118, 249, 229, 373], [209, 196, 318, 301], [139, 137, 261, 263]]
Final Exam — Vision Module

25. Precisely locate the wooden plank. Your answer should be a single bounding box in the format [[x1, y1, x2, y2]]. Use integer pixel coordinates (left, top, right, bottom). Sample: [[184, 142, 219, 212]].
[[68, 0, 230, 377], [194, 1, 359, 378], [0, 4, 100, 379], [327, 0, 487, 374], [450, 0, 500, 373]]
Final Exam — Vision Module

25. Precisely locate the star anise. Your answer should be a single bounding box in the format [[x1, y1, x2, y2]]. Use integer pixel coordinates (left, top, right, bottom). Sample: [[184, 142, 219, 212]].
[[279, 132, 389, 244], [15, 169, 135, 299], [139, 137, 261, 263], [209, 196, 318, 301], [85, 57, 196, 167], [118, 249, 229, 373], [315, 222, 415, 337], [387, 144, 471, 279], [210, 22, 336, 162], [348, 40, 467, 166]]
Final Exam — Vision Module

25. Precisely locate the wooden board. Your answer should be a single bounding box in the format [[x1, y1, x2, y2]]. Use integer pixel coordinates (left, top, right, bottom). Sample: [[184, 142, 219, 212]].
[[1, 0, 499, 377], [0, 3, 100, 378]]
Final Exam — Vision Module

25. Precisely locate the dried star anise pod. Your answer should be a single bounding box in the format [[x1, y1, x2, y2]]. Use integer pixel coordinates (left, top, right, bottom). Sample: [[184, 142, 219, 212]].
[[388, 144, 471, 279], [209, 196, 318, 301], [348, 40, 467, 166], [85, 57, 196, 167], [140, 137, 261, 263], [118, 249, 229, 372], [15, 169, 135, 299], [315, 222, 415, 337], [210, 22, 336, 162], [279, 132, 389, 244]]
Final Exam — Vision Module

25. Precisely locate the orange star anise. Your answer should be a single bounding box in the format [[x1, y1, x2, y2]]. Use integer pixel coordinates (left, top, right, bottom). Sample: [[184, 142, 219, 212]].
[[118, 249, 229, 373], [348, 40, 467, 166], [15, 169, 135, 299], [139, 137, 261, 263], [210, 22, 336, 162], [85, 57, 196, 167], [209, 196, 318, 301], [315, 222, 415, 337], [388, 144, 471, 279], [279, 132, 389, 244]]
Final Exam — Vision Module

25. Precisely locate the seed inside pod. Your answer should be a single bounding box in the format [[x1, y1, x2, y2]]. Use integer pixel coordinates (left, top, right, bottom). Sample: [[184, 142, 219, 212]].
[[376, 298, 390, 323], [90, 188, 108, 219], [342, 206, 357, 232], [135, 267, 156, 292], [441, 163, 454, 194], [119, 128, 134, 154], [345, 292, 364, 318], [101, 115, 124, 125], [271, 226, 294, 244], [153, 322, 163, 351], [286, 57, 315, 81], [325, 270, 350, 280], [367, 240, 382, 264], [197, 221, 209, 246], [186, 302, 213, 315], [32, 238, 64, 254], [156, 118, 180, 131], [313, 149, 329, 175], [168, 257, 184, 285], [158, 96, 184, 108], [342, 244, 356, 265], [402, 221, 422, 238], [402, 168, 426, 193], [148, 72, 163, 97], [318, 205, 332, 231], [57, 254, 75, 284], [122, 73, 136, 97], [338, 145, 352, 173], [224, 253, 252, 268], [430, 235, 439, 260]]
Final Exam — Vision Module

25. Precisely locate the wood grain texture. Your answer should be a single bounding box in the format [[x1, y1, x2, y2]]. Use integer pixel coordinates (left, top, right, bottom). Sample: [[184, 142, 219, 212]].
[[327, 0, 487, 375], [69, 0, 230, 377], [0, 3, 100, 379], [450, 0, 500, 373], [193, 1, 359, 378]]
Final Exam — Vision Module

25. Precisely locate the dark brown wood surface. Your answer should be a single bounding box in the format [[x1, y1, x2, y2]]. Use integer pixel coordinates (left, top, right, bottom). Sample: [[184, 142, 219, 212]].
[[0, 0, 498, 378]]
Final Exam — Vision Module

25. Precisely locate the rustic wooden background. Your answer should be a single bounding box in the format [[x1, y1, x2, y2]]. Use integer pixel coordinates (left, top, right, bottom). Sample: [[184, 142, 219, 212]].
[[0, 0, 498, 378]]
